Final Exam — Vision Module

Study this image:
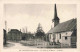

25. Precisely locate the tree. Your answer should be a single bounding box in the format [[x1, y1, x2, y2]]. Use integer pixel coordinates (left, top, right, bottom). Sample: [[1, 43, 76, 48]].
[[35, 23, 45, 38]]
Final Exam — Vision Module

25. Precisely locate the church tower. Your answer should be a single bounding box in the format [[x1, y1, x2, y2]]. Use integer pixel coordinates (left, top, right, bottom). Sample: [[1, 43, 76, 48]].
[[52, 4, 60, 27]]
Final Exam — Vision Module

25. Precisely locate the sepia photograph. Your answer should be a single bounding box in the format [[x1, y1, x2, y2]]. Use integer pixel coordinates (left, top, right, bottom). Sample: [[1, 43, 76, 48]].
[[3, 4, 77, 50]]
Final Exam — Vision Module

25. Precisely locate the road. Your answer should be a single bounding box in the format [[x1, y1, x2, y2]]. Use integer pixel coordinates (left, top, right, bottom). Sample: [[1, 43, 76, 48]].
[[3, 39, 61, 52], [3, 41, 34, 49], [3, 41, 38, 52]]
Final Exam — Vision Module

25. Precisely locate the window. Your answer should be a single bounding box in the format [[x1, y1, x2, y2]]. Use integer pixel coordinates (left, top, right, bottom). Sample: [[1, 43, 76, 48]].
[[65, 37, 67, 40], [60, 34, 61, 39], [49, 34, 51, 39]]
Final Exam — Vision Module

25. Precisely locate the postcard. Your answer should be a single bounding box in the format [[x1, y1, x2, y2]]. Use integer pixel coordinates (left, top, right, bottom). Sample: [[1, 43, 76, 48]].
[[0, 0, 80, 52]]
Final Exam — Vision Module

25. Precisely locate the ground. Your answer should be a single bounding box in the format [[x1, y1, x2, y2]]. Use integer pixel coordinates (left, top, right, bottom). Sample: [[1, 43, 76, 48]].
[[3, 39, 61, 49]]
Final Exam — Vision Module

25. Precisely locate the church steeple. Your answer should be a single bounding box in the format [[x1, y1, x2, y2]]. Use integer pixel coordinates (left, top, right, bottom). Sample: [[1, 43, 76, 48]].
[[52, 4, 60, 27]]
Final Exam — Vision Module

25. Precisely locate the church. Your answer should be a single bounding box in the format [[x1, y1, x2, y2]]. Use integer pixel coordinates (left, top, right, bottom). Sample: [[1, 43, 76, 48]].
[[47, 4, 77, 48]]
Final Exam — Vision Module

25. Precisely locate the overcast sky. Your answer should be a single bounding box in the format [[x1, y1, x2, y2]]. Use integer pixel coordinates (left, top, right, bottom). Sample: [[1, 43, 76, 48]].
[[4, 4, 76, 33]]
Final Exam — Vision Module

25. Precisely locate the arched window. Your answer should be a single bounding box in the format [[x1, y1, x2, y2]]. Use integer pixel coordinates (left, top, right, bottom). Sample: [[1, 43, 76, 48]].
[[60, 34, 61, 39]]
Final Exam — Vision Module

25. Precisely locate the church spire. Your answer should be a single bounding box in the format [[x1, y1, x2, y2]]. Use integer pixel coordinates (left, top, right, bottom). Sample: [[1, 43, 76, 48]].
[[52, 4, 60, 27], [54, 4, 57, 19]]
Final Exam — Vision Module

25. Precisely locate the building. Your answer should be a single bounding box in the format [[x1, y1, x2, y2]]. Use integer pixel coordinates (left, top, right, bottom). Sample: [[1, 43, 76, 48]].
[[7, 29, 22, 41], [47, 4, 77, 48]]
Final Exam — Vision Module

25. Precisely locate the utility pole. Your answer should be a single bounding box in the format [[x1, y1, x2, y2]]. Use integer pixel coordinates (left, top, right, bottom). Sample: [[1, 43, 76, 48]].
[[4, 20, 7, 45], [5, 21, 7, 31]]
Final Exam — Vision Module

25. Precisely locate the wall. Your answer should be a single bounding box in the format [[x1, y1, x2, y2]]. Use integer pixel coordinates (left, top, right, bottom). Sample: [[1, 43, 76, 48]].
[[8, 32, 22, 41], [55, 31, 73, 47], [48, 31, 75, 47], [49, 34, 53, 42]]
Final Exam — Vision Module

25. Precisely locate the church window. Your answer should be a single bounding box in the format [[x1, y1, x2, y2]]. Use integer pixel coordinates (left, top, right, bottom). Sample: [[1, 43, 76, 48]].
[[65, 37, 67, 40], [60, 34, 61, 39]]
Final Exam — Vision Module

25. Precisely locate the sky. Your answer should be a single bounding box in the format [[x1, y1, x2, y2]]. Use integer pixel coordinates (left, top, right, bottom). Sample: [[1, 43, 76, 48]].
[[4, 4, 76, 33]]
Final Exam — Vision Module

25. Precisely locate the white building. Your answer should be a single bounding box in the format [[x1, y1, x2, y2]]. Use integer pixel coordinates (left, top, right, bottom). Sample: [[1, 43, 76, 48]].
[[47, 4, 77, 48]]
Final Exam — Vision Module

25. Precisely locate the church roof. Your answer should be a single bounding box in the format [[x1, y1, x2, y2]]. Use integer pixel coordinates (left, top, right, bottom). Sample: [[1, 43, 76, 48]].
[[48, 18, 77, 33]]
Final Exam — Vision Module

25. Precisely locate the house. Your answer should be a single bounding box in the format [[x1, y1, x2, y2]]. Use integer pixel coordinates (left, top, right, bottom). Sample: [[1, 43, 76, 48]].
[[7, 29, 22, 41], [47, 4, 77, 48]]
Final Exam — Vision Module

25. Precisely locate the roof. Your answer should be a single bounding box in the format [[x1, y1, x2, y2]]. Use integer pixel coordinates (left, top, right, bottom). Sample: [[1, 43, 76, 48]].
[[11, 29, 19, 31], [8, 29, 22, 33], [48, 18, 77, 33]]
